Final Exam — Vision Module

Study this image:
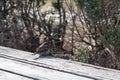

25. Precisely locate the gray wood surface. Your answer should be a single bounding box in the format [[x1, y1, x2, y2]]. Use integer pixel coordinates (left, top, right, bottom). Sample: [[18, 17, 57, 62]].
[[0, 46, 120, 80]]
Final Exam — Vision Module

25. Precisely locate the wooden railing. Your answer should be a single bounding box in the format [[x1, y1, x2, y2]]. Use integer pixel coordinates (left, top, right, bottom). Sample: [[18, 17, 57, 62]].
[[0, 46, 120, 80]]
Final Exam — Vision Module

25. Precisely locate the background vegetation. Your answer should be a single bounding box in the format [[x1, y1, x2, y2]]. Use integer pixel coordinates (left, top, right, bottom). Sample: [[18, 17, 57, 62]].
[[0, 0, 120, 69]]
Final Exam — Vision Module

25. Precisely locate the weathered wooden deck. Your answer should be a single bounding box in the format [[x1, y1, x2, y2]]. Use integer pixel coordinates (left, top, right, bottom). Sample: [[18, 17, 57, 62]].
[[0, 46, 120, 80]]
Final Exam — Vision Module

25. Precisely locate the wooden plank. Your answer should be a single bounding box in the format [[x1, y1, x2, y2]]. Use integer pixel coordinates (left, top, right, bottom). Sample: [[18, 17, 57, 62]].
[[0, 46, 120, 80], [0, 55, 92, 80], [0, 70, 32, 80]]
